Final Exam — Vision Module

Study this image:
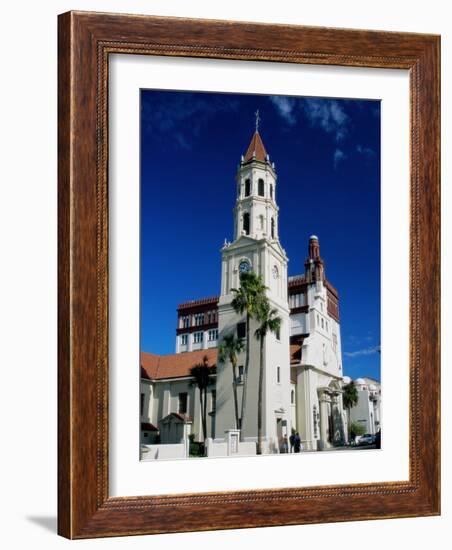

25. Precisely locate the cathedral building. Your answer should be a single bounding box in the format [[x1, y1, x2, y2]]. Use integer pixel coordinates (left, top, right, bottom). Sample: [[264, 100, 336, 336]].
[[140, 125, 347, 457]]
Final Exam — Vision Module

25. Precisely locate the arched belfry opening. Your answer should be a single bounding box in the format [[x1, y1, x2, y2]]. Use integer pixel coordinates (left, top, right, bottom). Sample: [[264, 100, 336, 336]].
[[243, 212, 250, 235]]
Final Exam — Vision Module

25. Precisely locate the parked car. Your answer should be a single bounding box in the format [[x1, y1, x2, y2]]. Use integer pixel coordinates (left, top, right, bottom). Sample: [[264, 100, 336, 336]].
[[357, 433, 375, 446]]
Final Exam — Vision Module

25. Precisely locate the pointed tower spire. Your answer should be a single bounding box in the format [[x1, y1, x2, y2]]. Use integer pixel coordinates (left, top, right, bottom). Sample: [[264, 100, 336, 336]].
[[242, 110, 270, 163], [244, 132, 268, 162], [305, 235, 325, 286]]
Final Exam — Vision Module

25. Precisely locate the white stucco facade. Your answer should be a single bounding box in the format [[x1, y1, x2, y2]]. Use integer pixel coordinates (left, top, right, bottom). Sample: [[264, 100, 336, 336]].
[[349, 377, 381, 435]]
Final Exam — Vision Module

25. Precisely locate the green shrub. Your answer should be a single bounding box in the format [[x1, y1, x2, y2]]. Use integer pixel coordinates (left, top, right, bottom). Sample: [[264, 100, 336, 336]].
[[189, 438, 205, 457], [350, 422, 366, 437]]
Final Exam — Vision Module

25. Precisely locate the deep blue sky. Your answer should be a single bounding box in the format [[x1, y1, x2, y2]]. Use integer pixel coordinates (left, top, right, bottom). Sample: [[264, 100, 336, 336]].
[[140, 90, 381, 381]]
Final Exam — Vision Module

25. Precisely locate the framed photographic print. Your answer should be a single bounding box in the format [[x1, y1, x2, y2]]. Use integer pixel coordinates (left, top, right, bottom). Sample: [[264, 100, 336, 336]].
[[58, 11, 440, 538]]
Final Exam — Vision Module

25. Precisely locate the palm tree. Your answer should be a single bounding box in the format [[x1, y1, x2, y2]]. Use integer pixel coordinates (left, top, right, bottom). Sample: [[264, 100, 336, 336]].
[[218, 333, 244, 430], [231, 271, 267, 440], [342, 380, 359, 442], [254, 299, 281, 455], [189, 356, 216, 446]]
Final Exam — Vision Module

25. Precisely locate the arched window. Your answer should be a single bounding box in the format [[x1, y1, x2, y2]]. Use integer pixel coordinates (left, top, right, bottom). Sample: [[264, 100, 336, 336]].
[[244, 179, 251, 197], [243, 212, 250, 235], [271, 217, 275, 238], [270, 184, 273, 199], [258, 178, 265, 196]]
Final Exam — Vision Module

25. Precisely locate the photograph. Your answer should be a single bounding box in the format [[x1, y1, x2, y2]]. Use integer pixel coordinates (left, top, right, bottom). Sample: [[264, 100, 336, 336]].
[[139, 90, 382, 460], [49, 3, 440, 541]]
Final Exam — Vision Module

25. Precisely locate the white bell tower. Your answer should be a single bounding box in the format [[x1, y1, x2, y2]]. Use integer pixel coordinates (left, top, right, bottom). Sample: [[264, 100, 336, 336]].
[[233, 121, 279, 243], [215, 114, 292, 453]]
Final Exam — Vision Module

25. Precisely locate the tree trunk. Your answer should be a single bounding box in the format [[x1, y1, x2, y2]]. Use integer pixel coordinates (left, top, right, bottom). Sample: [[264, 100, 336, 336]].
[[257, 335, 265, 455], [347, 407, 351, 442], [239, 312, 251, 442], [199, 389, 206, 441], [202, 387, 208, 444], [232, 358, 240, 430]]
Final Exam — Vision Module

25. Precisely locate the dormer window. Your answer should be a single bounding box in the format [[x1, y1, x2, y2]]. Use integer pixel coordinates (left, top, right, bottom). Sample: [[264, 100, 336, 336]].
[[244, 179, 251, 197], [258, 178, 265, 196]]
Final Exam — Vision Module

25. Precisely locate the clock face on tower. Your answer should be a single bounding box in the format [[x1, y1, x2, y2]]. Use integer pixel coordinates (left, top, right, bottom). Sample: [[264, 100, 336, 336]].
[[272, 265, 279, 279], [239, 260, 251, 274]]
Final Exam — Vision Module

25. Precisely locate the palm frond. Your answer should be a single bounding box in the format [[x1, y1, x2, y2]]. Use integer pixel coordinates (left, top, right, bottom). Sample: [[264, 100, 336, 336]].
[[254, 298, 282, 339]]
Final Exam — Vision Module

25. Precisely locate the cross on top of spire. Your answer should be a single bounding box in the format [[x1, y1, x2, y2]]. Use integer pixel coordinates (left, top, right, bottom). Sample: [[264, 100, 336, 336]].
[[243, 110, 269, 163], [242, 109, 270, 163]]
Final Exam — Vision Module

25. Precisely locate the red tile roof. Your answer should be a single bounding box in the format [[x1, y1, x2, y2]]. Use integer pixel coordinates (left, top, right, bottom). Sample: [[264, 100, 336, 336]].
[[178, 296, 219, 310], [142, 345, 302, 381], [288, 274, 306, 288], [244, 131, 268, 162], [161, 412, 193, 423], [141, 348, 218, 380], [141, 422, 158, 431]]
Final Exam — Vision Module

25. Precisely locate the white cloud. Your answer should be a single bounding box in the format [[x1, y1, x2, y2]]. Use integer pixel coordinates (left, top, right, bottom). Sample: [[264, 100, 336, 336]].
[[333, 148, 346, 168], [269, 96, 352, 167], [268, 96, 350, 143], [141, 93, 239, 149], [356, 144, 375, 156], [302, 99, 349, 141], [268, 96, 297, 125], [344, 345, 381, 358]]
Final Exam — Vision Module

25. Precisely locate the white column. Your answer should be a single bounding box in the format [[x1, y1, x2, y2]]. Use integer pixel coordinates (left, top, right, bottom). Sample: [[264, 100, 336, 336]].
[[225, 429, 240, 455], [319, 394, 329, 449], [235, 205, 241, 240], [221, 258, 227, 295], [162, 384, 171, 417]]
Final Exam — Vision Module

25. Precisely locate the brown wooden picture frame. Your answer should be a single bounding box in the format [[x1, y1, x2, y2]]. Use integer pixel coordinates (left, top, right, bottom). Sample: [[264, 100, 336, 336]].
[[58, 10, 440, 539]]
